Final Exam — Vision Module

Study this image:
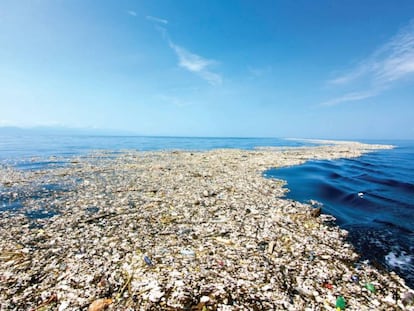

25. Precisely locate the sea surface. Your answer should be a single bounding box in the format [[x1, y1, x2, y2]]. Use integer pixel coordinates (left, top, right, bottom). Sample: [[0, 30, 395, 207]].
[[0, 135, 312, 162], [266, 140, 414, 288], [1, 134, 413, 287]]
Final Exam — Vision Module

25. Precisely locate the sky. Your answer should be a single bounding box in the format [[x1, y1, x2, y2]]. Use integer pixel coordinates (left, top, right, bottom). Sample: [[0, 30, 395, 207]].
[[1, 0, 414, 139]]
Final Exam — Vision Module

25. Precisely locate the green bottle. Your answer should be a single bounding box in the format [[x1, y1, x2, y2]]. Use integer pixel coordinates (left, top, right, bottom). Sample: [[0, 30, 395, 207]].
[[335, 296, 346, 310], [365, 283, 376, 293]]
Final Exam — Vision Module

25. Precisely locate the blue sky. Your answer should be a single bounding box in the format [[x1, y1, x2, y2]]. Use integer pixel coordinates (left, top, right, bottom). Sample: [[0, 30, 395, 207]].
[[1, 1, 414, 139]]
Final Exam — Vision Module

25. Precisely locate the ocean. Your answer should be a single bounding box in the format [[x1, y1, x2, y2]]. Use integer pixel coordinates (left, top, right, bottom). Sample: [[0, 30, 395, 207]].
[[265, 140, 414, 288], [1, 134, 413, 288], [0, 135, 312, 162]]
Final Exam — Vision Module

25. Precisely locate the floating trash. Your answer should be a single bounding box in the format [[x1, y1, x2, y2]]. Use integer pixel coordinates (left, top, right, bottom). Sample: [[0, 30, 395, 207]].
[[323, 283, 333, 290], [402, 291, 414, 306], [351, 275, 359, 283], [143, 255, 153, 266], [0, 143, 409, 310], [335, 296, 346, 310], [365, 282, 376, 293], [86, 206, 100, 214], [88, 298, 112, 311], [309, 251, 316, 261], [180, 248, 196, 257]]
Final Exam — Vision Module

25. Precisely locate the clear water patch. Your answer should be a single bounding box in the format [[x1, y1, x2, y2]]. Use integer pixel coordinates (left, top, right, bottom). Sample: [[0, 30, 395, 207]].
[[25, 207, 59, 219], [0, 193, 24, 212], [14, 159, 69, 171], [0, 181, 73, 219]]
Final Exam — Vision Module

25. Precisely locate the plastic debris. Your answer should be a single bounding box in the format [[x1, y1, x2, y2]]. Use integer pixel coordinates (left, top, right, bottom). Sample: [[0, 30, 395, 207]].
[[143, 255, 153, 266], [335, 296, 346, 310], [309, 251, 315, 261], [365, 283, 376, 293], [88, 298, 112, 311], [267, 241, 276, 254], [180, 248, 195, 257], [402, 291, 414, 306], [323, 283, 333, 290], [351, 275, 359, 283], [310, 207, 321, 217]]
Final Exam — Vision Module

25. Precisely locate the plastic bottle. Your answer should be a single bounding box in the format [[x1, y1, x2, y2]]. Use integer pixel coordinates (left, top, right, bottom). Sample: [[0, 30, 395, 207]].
[[365, 283, 376, 293], [335, 296, 346, 310]]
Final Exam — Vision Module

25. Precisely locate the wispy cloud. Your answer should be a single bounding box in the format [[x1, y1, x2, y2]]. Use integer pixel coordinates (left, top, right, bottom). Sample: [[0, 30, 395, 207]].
[[168, 42, 222, 85], [324, 19, 414, 106], [329, 64, 370, 85], [166, 41, 222, 85], [373, 22, 414, 84], [127, 10, 137, 17], [320, 90, 379, 107], [146, 16, 222, 85], [146, 15, 168, 24]]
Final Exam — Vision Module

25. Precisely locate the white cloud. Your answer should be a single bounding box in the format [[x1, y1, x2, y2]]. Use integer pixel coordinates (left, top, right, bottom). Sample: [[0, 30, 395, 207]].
[[325, 19, 414, 106], [127, 10, 137, 17], [147, 17, 222, 85], [329, 64, 370, 85], [373, 24, 414, 84], [320, 90, 379, 107], [168, 41, 222, 85], [146, 15, 168, 24]]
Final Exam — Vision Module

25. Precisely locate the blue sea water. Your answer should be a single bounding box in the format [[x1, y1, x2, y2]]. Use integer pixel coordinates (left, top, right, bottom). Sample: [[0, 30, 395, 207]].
[[265, 140, 414, 288], [0, 134, 413, 287], [0, 134, 311, 163]]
